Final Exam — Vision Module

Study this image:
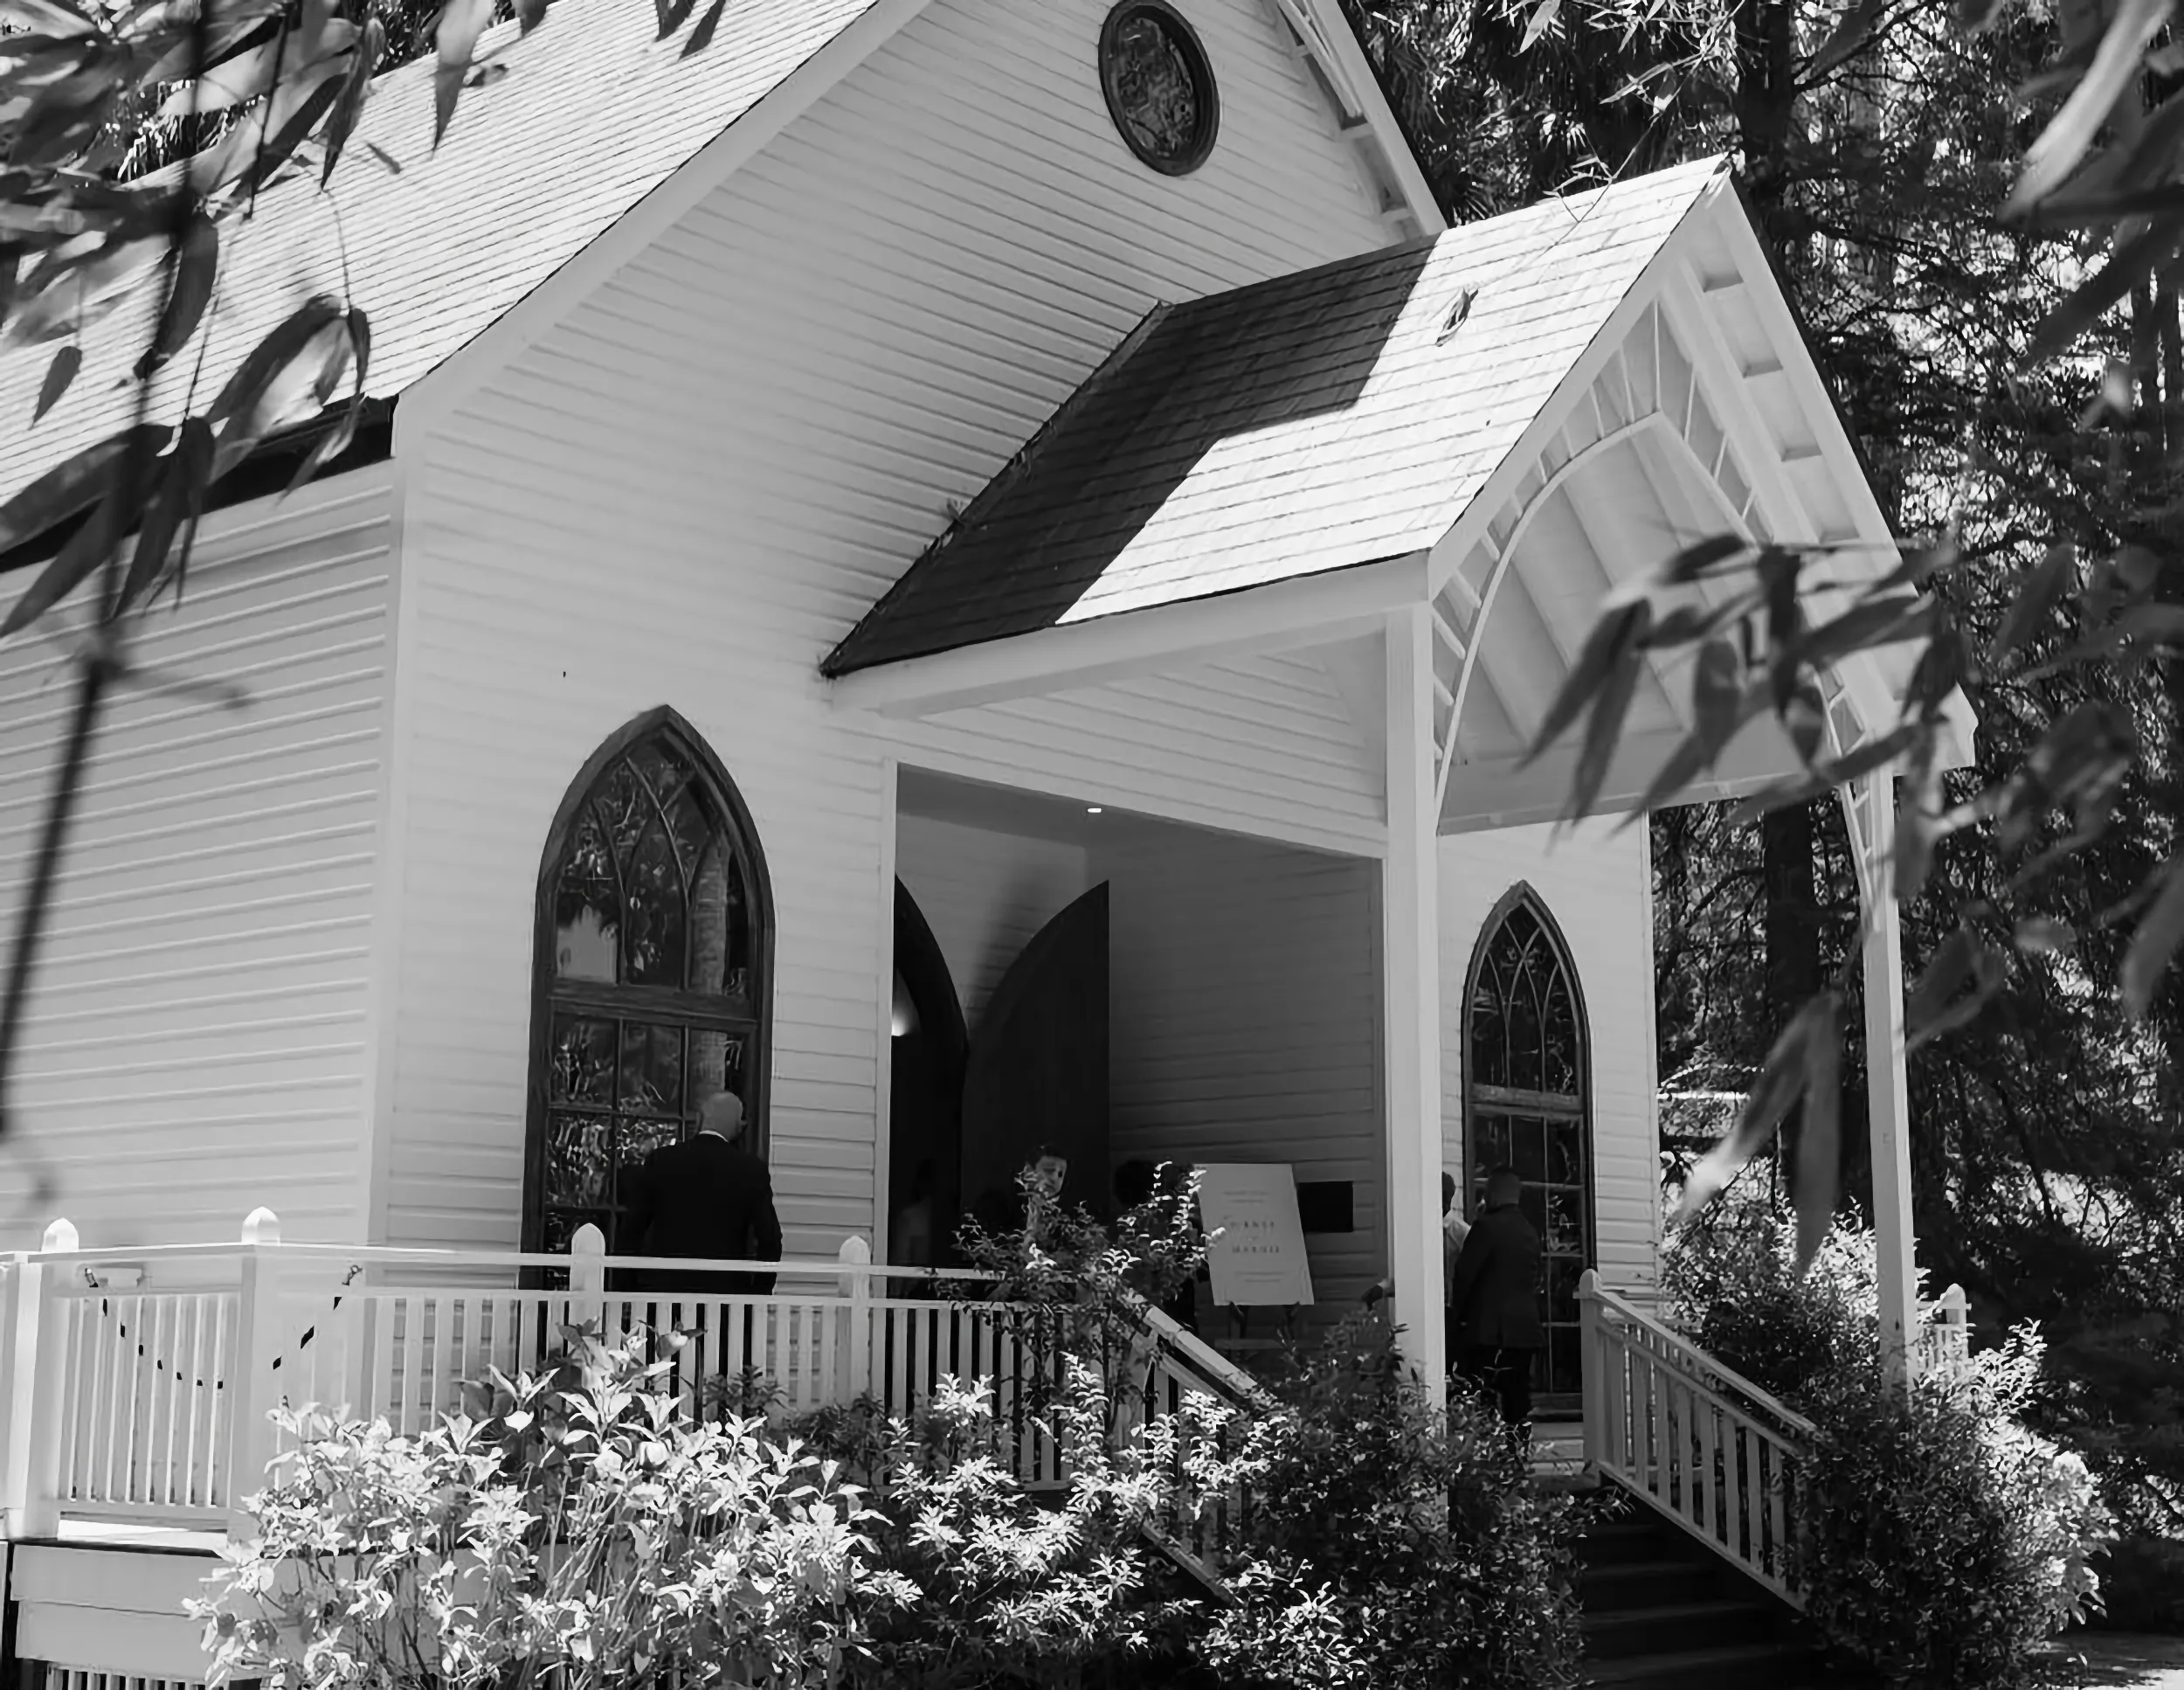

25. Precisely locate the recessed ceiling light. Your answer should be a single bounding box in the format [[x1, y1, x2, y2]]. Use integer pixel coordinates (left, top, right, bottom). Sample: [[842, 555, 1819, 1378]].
[[1086, 806, 1104, 815]]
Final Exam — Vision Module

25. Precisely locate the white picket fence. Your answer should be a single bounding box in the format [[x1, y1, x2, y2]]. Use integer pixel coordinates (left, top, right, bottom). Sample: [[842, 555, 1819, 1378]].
[[1579, 1271, 1977, 1608], [0, 1209, 1095, 1541]]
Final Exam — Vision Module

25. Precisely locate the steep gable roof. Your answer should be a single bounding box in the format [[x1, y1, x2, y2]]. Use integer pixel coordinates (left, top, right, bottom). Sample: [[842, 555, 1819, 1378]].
[[823, 156, 1724, 676], [0, 0, 897, 505]]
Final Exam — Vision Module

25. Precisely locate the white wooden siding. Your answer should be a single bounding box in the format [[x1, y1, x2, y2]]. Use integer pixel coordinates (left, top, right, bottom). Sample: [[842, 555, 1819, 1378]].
[[1438, 821, 1662, 1299], [0, 474, 395, 1249], [379, 0, 1401, 1252], [1102, 830, 1385, 1315], [895, 649, 1385, 856], [895, 814, 1089, 1030]]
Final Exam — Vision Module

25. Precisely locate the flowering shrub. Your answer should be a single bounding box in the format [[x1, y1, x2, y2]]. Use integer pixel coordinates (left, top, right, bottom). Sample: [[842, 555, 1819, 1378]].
[[796, 1366, 1229, 1688], [1665, 1194, 2116, 1687], [1199, 1318, 1586, 1690], [191, 1330, 902, 1690], [1660, 1184, 1880, 1403], [1794, 1327, 2115, 1687]]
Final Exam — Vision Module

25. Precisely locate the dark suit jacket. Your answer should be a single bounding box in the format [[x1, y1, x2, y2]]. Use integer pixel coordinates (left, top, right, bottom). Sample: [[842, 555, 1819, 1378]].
[[622, 1132, 784, 1295], [1448, 1201, 1545, 1350]]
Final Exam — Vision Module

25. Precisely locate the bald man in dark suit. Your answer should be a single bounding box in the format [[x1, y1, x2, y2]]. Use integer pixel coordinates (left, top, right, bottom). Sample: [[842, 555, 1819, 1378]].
[[623, 1091, 784, 1295], [1448, 1164, 1545, 1434]]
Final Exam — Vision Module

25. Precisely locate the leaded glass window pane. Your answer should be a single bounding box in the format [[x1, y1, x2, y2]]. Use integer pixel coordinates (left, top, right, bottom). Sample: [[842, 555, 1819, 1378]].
[[529, 720, 769, 1264], [1466, 892, 1591, 1408]]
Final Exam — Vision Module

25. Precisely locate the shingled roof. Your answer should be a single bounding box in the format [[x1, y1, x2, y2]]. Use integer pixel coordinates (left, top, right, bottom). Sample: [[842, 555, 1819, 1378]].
[[0, 0, 885, 506], [822, 156, 1728, 678]]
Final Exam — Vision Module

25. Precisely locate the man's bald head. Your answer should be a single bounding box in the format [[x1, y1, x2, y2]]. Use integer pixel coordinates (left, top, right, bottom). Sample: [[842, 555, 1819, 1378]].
[[696, 1091, 745, 1141]]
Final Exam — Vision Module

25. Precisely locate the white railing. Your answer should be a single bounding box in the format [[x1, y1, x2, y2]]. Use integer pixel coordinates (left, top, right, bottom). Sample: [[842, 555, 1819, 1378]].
[[1127, 1302, 1270, 1577], [1915, 1284, 1971, 1377], [1, 1209, 1093, 1541], [1579, 1270, 1813, 1607]]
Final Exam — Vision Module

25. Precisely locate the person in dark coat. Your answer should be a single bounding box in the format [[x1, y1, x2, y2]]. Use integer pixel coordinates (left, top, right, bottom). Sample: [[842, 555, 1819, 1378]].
[[621, 1091, 784, 1296], [1448, 1165, 1545, 1434]]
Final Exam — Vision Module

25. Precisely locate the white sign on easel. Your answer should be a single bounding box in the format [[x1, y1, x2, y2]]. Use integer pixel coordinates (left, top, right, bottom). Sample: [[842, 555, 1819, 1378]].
[[1197, 1163, 1315, 1307]]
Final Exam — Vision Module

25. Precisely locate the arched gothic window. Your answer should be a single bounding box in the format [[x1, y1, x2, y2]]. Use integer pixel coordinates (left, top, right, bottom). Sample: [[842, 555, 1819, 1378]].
[[523, 710, 773, 1258], [1464, 888, 1592, 1411]]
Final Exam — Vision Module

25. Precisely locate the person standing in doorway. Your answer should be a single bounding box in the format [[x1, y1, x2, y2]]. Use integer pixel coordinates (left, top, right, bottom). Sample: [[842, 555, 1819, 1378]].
[[623, 1091, 784, 1296], [1362, 1169, 1471, 1353], [1448, 1165, 1544, 1437], [1441, 1171, 1471, 1369]]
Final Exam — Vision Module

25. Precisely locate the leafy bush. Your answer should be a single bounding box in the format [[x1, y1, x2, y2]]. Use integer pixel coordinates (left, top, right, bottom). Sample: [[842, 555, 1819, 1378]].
[[1660, 1183, 1880, 1403], [1666, 1197, 2118, 1686], [793, 1365, 1221, 1689], [1199, 1318, 1585, 1690], [192, 1330, 901, 1690], [1794, 1326, 2115, 1687]]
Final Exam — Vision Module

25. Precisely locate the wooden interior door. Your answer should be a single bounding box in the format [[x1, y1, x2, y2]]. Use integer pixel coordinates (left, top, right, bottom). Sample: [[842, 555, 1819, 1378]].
[[959, 883, 1111, 1225], [888, 879, 969, 1261]]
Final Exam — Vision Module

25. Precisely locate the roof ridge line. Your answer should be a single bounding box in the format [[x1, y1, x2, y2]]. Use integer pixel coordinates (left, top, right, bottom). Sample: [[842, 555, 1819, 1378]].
[[820, 300, 1174, 679]]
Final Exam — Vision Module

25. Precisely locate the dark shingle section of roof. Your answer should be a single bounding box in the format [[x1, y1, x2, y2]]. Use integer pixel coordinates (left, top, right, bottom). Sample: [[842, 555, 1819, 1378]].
[[824, 156, 1727, 679]]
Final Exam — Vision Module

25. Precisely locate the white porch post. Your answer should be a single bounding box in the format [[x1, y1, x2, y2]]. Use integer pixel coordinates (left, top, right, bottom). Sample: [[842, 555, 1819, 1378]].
[[1383, 605, 1447, 1403], [1845, 771, 1918, 1391]]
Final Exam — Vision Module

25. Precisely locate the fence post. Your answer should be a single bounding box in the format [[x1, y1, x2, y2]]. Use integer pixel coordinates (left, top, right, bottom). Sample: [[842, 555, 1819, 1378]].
[[570, 1223, 605, 1333], [1578, 1271, 1608, 1474], [11, 1221, 76, 1538], [839, 1236, 872, 1399], [228, 1208, 286, 1543]]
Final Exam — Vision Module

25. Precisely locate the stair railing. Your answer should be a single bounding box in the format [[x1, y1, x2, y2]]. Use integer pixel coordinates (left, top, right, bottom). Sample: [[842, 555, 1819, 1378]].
[[1113, 1299, 1273, 1596], [1579, 1271, 1814, 1607]]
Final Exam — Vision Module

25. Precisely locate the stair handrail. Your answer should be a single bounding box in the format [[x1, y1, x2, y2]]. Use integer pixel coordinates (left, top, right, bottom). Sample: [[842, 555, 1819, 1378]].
[[1583, 1277, 1814, 1437], [1131, 1298, 1276, 1412], [1580, 1271, 1813, 1606]]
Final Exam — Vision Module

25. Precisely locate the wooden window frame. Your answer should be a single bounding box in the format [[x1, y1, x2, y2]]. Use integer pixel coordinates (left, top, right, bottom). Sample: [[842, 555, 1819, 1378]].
[[521, 705, 777, 1257], [1460, 883, 1596, 1414], [1097, 0, 1220, 178]]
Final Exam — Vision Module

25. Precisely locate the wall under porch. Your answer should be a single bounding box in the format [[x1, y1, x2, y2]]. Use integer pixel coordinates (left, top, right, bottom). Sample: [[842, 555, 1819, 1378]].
[[895, 784, 1665, 1326]]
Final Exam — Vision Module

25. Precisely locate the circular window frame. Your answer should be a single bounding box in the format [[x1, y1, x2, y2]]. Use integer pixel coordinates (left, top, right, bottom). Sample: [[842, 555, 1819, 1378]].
[[1098, 1, 1220, 178]]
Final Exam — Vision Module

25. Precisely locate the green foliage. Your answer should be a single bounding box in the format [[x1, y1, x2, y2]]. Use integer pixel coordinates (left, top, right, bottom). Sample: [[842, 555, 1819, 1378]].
[[1660, 1183, 1881, 1404], [1199, 1318, 1585, 1690], [794, 1368, 1221, 1690], [191, 1328, 899, 1690], [1664, 1202, 2117, 1684], [1794, 1330, 2117, 1688]]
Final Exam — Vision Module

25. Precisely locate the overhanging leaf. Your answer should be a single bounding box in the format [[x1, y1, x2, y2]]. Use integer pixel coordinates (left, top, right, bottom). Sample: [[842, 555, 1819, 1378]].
[[2015, 917, 2077, 956], [1565, 606, 1650, 820], [681, 0, 724, 55], [432, 0, 496, 145], [0, 424, 169, 636], [2008, 0, 2175, 218], [1725, 721, 1925, 827], [1676, 997, 1834, 1222], [135, 212, 217, 378], [1805, 0, 1884, 81], [1519, 0, 1562, 50], [31, 339, 76, 421], [1987, 543, 2077, 668], [1907, 925, 2005, 1049], [1796, 592, 1932, 669], [1792, 995, 1842, 1272], [320, 15, 384, 187], [2028, 216, 2181, 364], [210, 294, 344, 426], [121, 414, 211, 611], [0, 419, 166, 558], [2123, 855, 2184, 1015], [1524, 601, 1647, 766]]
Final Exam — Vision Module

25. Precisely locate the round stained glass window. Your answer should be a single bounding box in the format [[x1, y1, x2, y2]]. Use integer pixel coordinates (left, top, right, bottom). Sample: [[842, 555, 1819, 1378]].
[[1099, 2, 1218, 177]]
